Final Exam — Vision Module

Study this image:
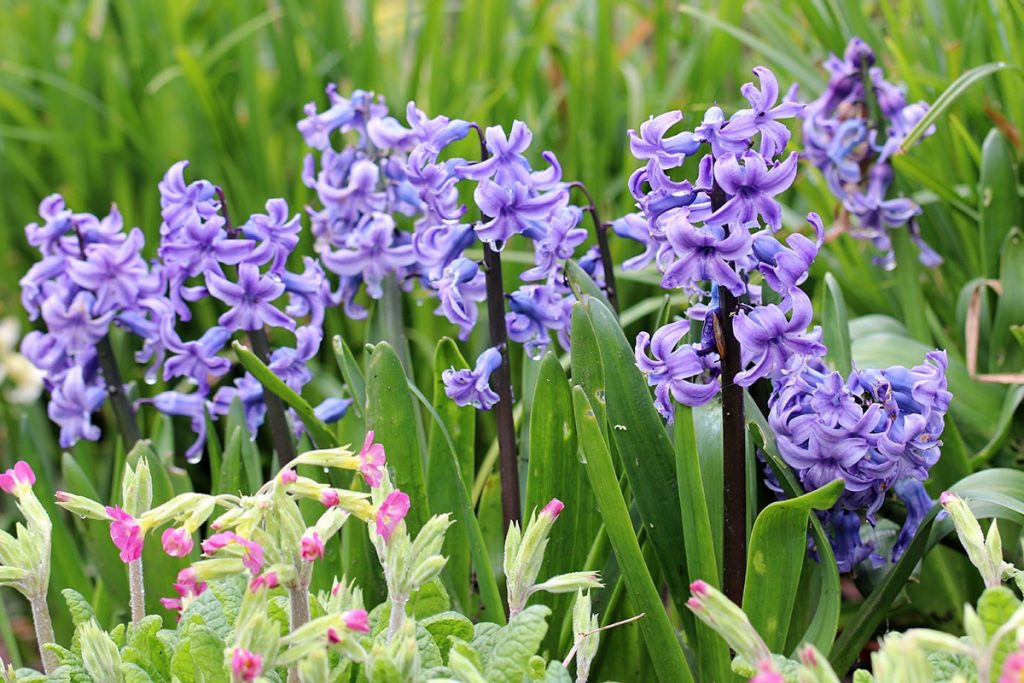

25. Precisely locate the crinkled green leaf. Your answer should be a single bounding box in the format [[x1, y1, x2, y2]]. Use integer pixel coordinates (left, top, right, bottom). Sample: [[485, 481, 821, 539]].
[[178, 587, 230, 641], [421, 611, 475, 662], [120, 662, 155, 683], [121, 615, 169, 683], [479, 605, 551, 683], [409, 577, 450, 619], [170, 621, 228, 683], [543, 660, 573, 683], [978, 585, 1020, 677], [61, 589, 95, 628], [416, 622, 445, 670]]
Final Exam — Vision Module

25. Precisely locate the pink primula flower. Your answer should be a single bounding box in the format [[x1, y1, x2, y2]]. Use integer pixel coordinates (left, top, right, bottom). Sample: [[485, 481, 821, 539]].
[[231, 648, 263, 682], [358, 431, 386, 487], [161, 527, 193, 557], [0, 461, 35, 495], [301, 530, 324, 562], [105, 506, 143, 563], [375, 490, 410, 542]]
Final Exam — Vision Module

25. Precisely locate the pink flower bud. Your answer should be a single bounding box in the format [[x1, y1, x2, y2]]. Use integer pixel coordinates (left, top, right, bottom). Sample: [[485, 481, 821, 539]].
[[341, 609, 370, 633], [160, 596, 183, 612], [161, 527, 194, 557], [105, 506, 143, 563], [279, 468, 298, 485], [320, 489, 340, 507], [939, 491, 956, 506], [689, 580, 710, 596], [0, 461, 35, 495], [249, 571, 279, 591], [686, 597, 703, 611], [375, 490, 411, 542], [358, 431, 386, 488], [1000, 650, 1024, 683], [751, 660, 784, 683], [327, 626, 342, 644], [55, 490, 69, 502], [301, 530, 324, 562], [541, 498, 564, 519], [231, 648, 263, 682]]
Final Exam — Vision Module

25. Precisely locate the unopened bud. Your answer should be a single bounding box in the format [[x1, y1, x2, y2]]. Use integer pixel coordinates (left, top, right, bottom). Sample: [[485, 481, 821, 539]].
[[54, 491, 108, 520], [686, 580, 771, 666]]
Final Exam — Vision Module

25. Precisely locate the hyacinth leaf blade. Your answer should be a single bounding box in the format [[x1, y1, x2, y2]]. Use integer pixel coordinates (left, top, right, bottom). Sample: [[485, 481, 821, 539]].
[[217, 426, 244, 496], [742, 479, 843, 653], [524, 351, 589, 653], [898, 62, 1024, 152], [744, 393, 840, 655], [991, 229, 1024, 373], [563, 258, 613, 315], [60, 452, 131, 608], [571, 385, 695, 683], [821, 273, 852, 375], [406, 365, 505, 625], [231, 340, 339, 449], [574, 295, 692, 619], [332, 335, 367, 421], [672, 404, 732, 683], [223, 398, 262, 494], [426, 338, 475, 614], [365, 341, 429, 535], [892, 231, 930, 343], [569, 301, 607, 433], [978, 129, 1020, 280]]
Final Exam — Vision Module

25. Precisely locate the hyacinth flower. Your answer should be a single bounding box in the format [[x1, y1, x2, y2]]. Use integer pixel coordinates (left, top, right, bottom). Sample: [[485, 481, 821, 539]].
[[442, 346, 503, 410], [801, 37, 939, 268], [767, 351, 951, 570]]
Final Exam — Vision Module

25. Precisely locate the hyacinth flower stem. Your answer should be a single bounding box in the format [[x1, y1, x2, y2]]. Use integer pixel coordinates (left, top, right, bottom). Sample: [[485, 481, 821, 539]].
[[712, 179, 747, 605], [29, 593, 57, 674], [128, 558, 145, 625], [567, 181, 619, 313], [71, 230, 141, 450], [248, 328, 297, 467], [471, 123, 521, 531]]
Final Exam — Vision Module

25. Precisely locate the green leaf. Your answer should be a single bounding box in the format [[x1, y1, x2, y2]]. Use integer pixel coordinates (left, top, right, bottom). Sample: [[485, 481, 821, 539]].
[[421, 611, 475, 661], [743, 480, 844, 653], [61, 590, 96, 628], [232, 340, 339, 449], [479, 605, 550, 683], [564, 258, 613, 313], [365, 341, 429, 535], [120, 616, 169, 683], [745, 394, 841, 655], [169, 621, 228, 683], [673, 404, 731, 683], [406, 362, 506, 625], [120, 662, 154, 683], [978, 129, 1021, 279], [217, 426, 243, 495], [978, 585, 1020, 677], [899, 62, 1024, 152], [991, 229, 1024, 373], [821, 273, 852, 374], [524, 350, 590, 648], [426, 338, 475, 612], [572, 386, 694, 683], [333, 334, 367, 421], [573, 297, 690, 619]]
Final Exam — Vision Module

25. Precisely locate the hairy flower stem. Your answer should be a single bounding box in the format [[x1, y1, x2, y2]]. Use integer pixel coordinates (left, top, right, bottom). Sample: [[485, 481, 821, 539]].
[[248, 328, 296, 468], [387, 595, 407, 641], [287, 574, 312, 683], [128, 558, 145, 625], [29, 593, 57, 674], [472, 123, 521, 532], [713, 180, 747, 605], [567, 181, 619, 313]]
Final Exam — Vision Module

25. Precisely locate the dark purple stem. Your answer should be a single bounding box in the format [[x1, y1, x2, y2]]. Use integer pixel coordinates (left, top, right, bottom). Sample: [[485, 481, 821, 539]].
[[567, 181, 619, 313], [248, 328, 296, 467], [472, 123, 521, 531], [712, 179, 746, 605]]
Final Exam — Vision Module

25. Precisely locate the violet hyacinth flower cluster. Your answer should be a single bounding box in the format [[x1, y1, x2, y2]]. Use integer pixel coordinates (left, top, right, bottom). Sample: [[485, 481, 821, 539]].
[[768, 351, 951, 570], [19, 161, 346, 462], [621, 66, 827, 418], [801, 38, 939, 269], [298, 86, 600, 409]]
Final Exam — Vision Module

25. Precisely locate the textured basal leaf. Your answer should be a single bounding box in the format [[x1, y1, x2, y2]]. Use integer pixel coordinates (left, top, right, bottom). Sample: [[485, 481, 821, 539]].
[[480, 605, 550, 683], [170, 621, 228, 683], [178, 587, 230, 641], [417, 622, 445, 670], [421, 611, 475, 662], [978, 585, 1021, 677], [120, 662, 155, 683], [121, 616, 170, 683]]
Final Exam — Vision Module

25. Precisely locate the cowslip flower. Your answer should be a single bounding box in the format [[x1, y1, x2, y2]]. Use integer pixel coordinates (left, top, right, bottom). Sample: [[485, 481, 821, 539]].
[[320, 488, 341, 507], [160, 567, 208, 614], [1000, 650, 1024, 683], [357, 431, 386, 487], [231, 648, 263, 682], [161, 527, 193, 557], [0, 461, 35, 496], [376, 490, 411, 542], [249, 571, 279, 591], [301, 530, 325, 561], [201, 531, 264, 574], [105, 506, 144, 563], [341, 609, 370, 633], [541, 498, 564, 520], [442, 346, 502, 410]]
